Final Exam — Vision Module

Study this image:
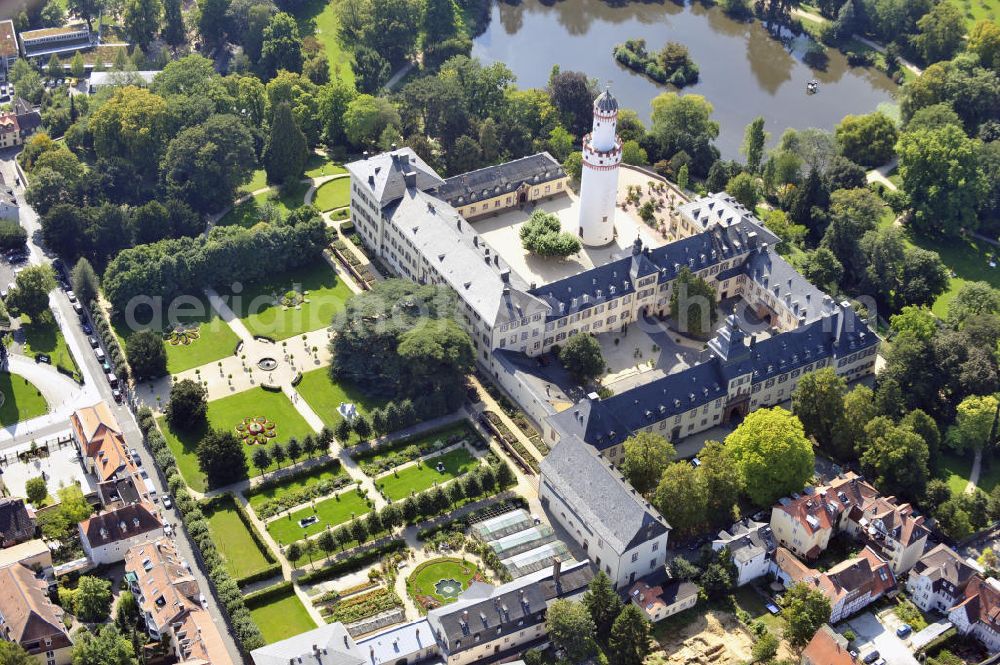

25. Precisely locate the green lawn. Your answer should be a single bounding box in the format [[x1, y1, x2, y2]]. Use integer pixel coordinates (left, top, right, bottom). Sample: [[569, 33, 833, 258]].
[[947, 0, 999, 28], [0, 372, 49, 426], [247, 462, 347, 512], [248, 588, 317, 644], [406, 557, 479, 605], [20, 314, 80, 380], [305, 154, 347, 179], [375, 448, 478, 501], [939, 451, 1000, 497], [204, 497, 274, 579], [157, 388, 315, 492], [313, 178, 350, 212], [243, 169, 268, 193], [356, 423, 475, 467], [219, 182, 310, 228], [294, 367, 388, 439], [225, 260, 353, 340], [266, 488, 372, 546], [112, 295, 239, 374], [293, 0, 355, 87], [731, 586, 786, 638]]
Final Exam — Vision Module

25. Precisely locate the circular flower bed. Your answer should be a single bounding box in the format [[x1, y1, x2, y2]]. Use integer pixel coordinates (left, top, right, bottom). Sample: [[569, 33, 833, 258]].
[[166, 326, 200, 346], [235, 416, 277, 445], [280, 290, 304, 308], [406, 557, 481, 610]]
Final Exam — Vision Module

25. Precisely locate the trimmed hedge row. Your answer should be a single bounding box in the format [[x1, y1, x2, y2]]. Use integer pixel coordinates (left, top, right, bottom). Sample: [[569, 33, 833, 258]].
[[297, 539, 407, 586], [136, 407, 266, 653], [201, 493, 282, 587], [90, 302, 129, 381], [244, 580, 294, 607], [247, 458, 350, 520]]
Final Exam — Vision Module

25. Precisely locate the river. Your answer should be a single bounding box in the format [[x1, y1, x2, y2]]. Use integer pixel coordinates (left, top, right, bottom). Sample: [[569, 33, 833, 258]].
[[471, 0, 899, 159]]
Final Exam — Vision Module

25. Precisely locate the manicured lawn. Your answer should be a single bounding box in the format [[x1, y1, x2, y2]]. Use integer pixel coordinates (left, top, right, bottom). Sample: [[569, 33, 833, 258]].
[[357, 423, 475, 467], [20, 314, 80, 380], [244, 169, 268, 193], [157, 388, 315, 492], [293, 0, 355, 87], [295, 367, 388, 439], [939, 451, 1000, 497], [219, 181, 310, 227], [313, 177, 350, 212], [225, 260, 353, 340], [112, 295, 239, 374], [0, 372, 48, 426], [204, 497, 274, 579], [406, 557, 479, 605], [247, 461, 347, 512], [375, 447, 478, 501], [305, 154, 347, 179], [217, 196, 274, 228], [266, 487, 372, 545], [248, 587, 317, 644], [255, 182, 310, 218]]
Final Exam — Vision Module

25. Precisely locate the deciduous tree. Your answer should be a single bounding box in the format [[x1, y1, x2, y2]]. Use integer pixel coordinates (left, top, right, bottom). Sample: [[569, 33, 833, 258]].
[[166, 379, 208, 431], [670, 266, 718, 336], [126, 330, 167, 380], [835, 111, 898, 167], [123, 0, 162, 50], [546, 599, 598, 663], [947, 395, 999, 453], [792, 368, 847, 455], [70, 625, 135, 665], [655, 462, 707, 535], [782, 582, 832, 647], [559, 333, 605, 382], [7, 265, 56, 321], [621, 431, 676, 496], [725, 408, 814, 506], [197, 429, 249, 487]]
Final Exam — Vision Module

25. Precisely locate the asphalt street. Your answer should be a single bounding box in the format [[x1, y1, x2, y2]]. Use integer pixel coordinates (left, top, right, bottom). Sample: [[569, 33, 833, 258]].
[[0, 148, 246, 664]]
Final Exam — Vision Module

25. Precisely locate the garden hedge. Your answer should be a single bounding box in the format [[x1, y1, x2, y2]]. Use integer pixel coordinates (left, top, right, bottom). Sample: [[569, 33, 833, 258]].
[[297, 539, 406, 585], [200, 493, 281, 587], [243, 581, 295, 607]]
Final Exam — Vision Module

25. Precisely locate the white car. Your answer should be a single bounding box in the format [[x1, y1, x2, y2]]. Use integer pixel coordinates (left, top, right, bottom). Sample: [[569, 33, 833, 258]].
[[164, 523, 173, 537], [163, 496, 173, 509]]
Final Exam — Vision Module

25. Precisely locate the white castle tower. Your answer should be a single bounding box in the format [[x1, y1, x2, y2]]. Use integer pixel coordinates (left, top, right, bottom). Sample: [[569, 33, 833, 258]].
[[578, 88, 622, 247]]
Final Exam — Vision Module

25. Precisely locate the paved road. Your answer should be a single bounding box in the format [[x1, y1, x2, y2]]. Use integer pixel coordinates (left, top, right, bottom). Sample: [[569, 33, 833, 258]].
[[0, 149, 246, 665]]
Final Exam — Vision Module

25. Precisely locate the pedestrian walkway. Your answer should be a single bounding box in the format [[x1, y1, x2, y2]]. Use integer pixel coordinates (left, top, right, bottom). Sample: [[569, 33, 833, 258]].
[[204, 287, 255, 345], [467, 376, 544, 464], [965, 449, 982, 495]]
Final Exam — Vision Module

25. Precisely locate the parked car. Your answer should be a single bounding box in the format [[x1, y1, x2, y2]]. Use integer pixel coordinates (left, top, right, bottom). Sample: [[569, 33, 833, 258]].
[[896, 624, 912, 638], [81, 322, 93, 335], [129, 448, 140, 463], [164, 523, 173, 537], [72, 302, 84, 318], [863, 651, 880, 664], [35, 353, 50, 364], [163, 496, 173, 509], [106, 372, 118, 387], [66, 290, 77, 303], [94, 348, 105, 362], [112, 388, 123, 404], [88, 336, 99, 348]]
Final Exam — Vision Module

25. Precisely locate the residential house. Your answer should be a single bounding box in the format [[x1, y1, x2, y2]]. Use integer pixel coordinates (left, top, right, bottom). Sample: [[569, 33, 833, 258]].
[[947, 575, 1000, 653], [627, 579, 699, 622], [0, 497, 36, 547], [124, 538, 233, 665], [0, 98, 41, 148], [425, 559, 592, 665], [70, 402, 146, 507], [906, 544, 980, 614], [0, 563, 73, 665], [770, 473, 928, 574], [712, 518, 775, 586], [539, 436, 670, 589], [801, 624, 857, 665], [78, 502, 163, 565], [773, 546, 896, 623], [0, 539, 52, 574]]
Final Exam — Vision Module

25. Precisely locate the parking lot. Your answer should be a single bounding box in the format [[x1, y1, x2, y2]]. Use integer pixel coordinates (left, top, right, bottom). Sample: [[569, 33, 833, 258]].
[[843, 611, 919, 665]]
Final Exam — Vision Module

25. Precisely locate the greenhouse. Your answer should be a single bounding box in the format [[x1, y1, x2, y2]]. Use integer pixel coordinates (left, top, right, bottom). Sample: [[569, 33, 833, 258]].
[[501, 541, 571, 579], [489, 525, 557, 560], [470, 509, 534, 542]]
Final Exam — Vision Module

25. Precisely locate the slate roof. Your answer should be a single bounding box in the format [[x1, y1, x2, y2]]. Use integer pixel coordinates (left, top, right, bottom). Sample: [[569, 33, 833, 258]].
[[714, 518, 775, 565], [251, 622, 364, 665], [427, 559, 591, 656], [744, 248, 829, 323], [912, 544, 979, 595], [435, 152, 564, 206], [346, 148, 444, 209], [594, 89, 619, 114], [384, 186, 546, 327], [0, 497, 35, 545], [541, 436, 669, 553]]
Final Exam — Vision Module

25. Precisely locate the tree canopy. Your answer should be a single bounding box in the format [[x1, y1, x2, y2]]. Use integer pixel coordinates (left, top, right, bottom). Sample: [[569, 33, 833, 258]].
[[559, 333, 606, 382], [519, 210, 581, 257], [621, 431, 676, 496], [724, 408, 814, 507]]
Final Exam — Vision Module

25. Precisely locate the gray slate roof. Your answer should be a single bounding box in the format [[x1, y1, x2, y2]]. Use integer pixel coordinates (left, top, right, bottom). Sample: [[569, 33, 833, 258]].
[[346, 148, 444, 209], [713, 518, 775, 565], [594, 89, 618, 114], [0, 497, 34, 545], [435, 152, 564, 206], [541, 436, 669, 553], [427, 559, 591, 656], [250, 622, 364, 665]]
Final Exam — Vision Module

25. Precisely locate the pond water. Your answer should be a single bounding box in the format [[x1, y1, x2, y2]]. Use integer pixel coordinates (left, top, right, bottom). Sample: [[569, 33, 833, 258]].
[[471, 0, 899, 158]]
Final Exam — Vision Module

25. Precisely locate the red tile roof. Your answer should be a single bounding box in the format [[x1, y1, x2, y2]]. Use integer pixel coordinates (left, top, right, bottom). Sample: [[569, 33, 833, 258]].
[[802, 624, 857, 665]]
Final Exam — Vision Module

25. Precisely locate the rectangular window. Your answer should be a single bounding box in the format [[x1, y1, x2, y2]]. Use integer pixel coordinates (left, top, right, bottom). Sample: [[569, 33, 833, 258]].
[[631, 552, 639, 563]]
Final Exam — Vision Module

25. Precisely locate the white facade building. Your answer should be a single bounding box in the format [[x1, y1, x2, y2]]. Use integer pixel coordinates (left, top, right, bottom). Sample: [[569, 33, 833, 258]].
[[577, 89, 622, 246], [712, 518, 775, 586], [78, 502, 163, 566]]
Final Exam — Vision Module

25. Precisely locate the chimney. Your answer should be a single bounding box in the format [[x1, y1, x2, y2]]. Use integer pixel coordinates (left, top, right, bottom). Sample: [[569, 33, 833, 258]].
[[553, 559, 562, 586], [343, 635, 349, 649], [403, 170, 416, 189]]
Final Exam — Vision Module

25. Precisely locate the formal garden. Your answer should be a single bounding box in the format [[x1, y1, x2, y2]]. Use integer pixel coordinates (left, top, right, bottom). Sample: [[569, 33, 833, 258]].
[[0, 372, 49, 426], [222, 260, 353, 340], [158, 386, 315, 492], [111, 295, 240, 374], [266, 486, 374, 546], [374, 447, 479, 502], [406, 557, 481, 611], [203, 495, 279, 583], [295, 367, 389, 436]]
